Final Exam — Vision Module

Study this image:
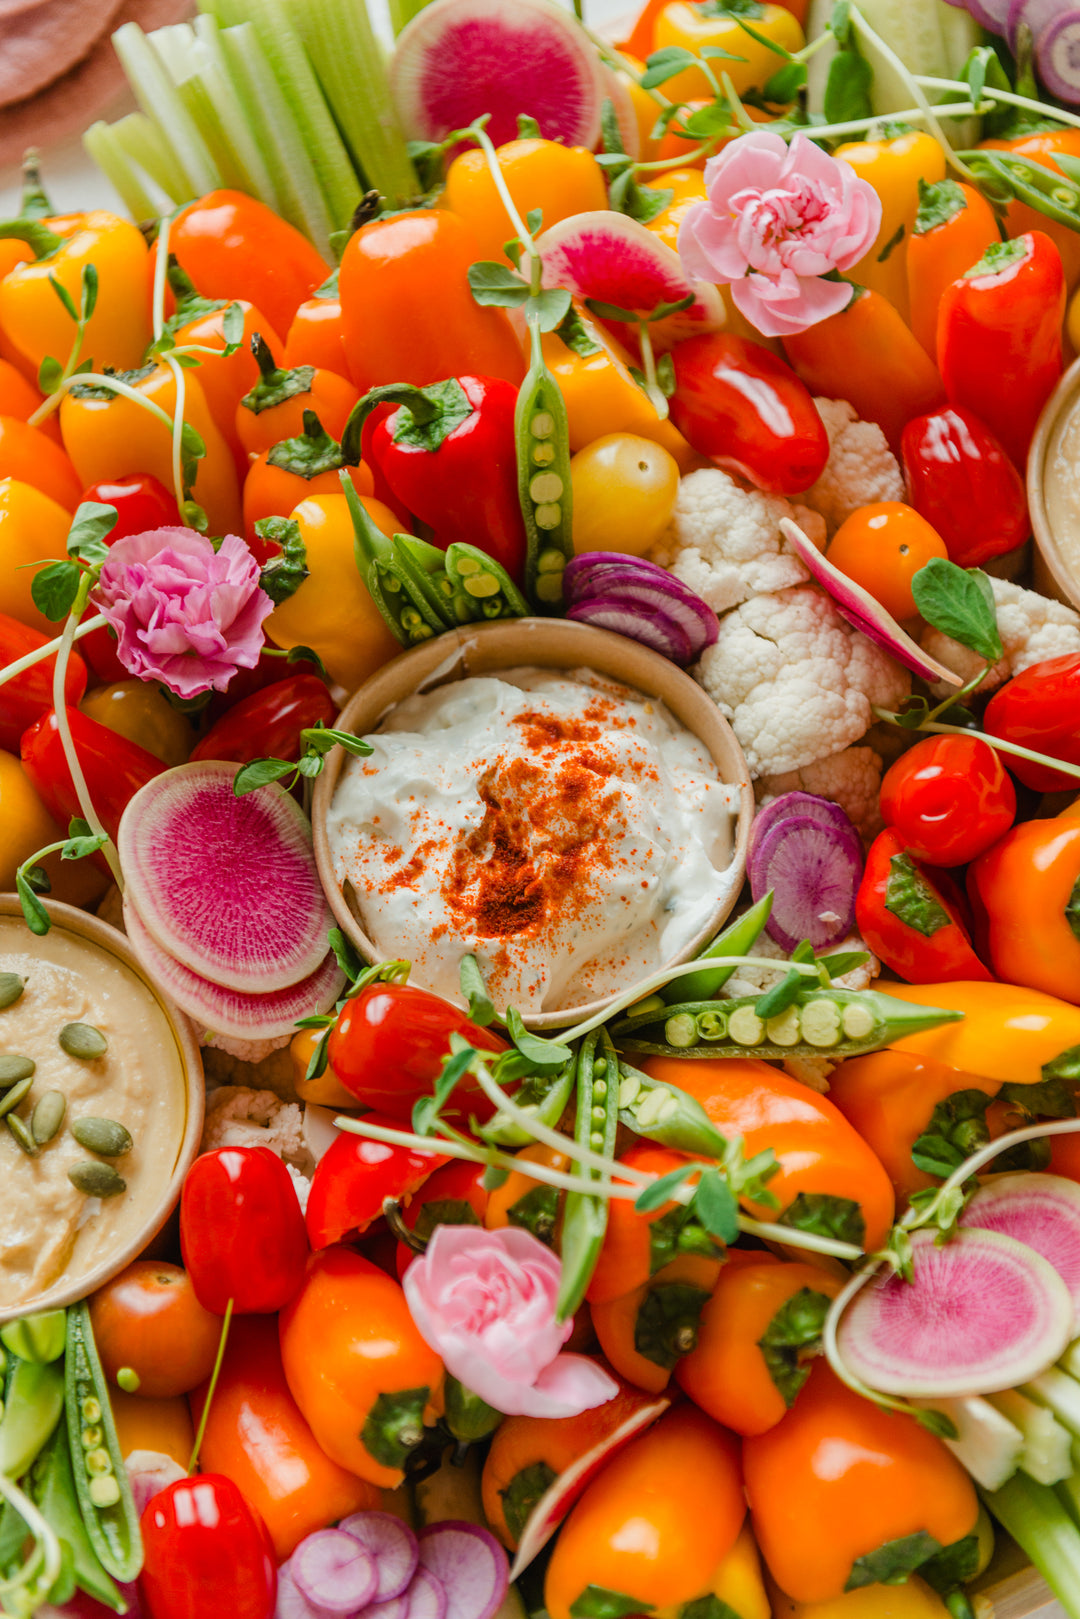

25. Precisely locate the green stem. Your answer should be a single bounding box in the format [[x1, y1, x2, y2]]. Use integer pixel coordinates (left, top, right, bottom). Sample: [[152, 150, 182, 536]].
[[737, 1215, 862, 1261], [923, 663, 990, 724], [187, 1298, 233, 1475], [804, 103, 984, 143], [636, 321, 669, 421], [917, 75, 1080, 133], [982, 1475, 1080, 1619], [633, 145, 714, 171], [473, 1057, 647, 1183], [874, 711, 1080, 784], [469, 120, 542, 279], [52, 577, 122, 889], [0, 614, 106, 691], [38, 371, 175, 433], [152, 212, 172, 342], [0, 1470, 61, 1607]]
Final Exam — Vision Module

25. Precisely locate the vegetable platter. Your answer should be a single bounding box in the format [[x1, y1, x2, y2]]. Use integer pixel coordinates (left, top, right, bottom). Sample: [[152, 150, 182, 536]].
[[13, 0, 1080, 1614]]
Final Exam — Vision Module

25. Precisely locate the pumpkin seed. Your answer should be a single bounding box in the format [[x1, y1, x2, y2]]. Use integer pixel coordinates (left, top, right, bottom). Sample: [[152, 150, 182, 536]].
[[31, 1092, 66, 1146], [0, 1078, 33, 1118], [6, 1116, 37, 1157], [67, 1162, 126, 1198], [0, 975, 25, 1009], [70, 1118, 131, 1158], [0, 1056, 34, 1087], [59, 1024, 108, 1060]]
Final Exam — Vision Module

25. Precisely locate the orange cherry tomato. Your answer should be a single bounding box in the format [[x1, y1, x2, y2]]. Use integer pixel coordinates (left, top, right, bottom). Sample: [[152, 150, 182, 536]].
[[110, 1391, 195, 1469], [0, 415, 82, 511], [826, 502, 948, 621], [591, 1252, 722, 1394], [676, 1260, 843, 1436], [586, 1143, 701, 1305], [88, 1260, 222, 1398]]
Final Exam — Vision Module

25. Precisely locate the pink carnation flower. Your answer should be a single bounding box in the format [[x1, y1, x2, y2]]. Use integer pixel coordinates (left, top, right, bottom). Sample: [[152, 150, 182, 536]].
[[93, 527, 273, 699], [403, 1225, 618, 1420], [678, 130, 882, 339]]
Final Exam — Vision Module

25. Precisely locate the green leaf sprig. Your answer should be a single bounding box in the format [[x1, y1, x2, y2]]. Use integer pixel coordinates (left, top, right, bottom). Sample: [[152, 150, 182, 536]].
[[15, 818, 110, 936], [232, 722, 374, 797], [35, 264, 98, 403], [30, 502, 118, 624]]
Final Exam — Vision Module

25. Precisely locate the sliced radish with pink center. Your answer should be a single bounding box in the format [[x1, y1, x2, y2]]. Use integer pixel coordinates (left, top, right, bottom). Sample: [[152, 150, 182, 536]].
[[338, 1512, 419, 1602], [123, 897, 344, 1041], [600, 64, 641, 159], [416, 1523, 509, 1619], [292, 1529, 378, 1614], [961, 1173, 1080, 1334], [748, 813, 863, 953], [275, 1562, 329, 1619], [118, 761, 334, 993], [838, 1227, 1073, 1398], [390, 0, 605, 149]]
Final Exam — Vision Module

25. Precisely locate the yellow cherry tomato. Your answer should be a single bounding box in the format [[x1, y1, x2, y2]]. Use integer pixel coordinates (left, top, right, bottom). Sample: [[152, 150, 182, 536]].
[[570, 433, 680, 555], [80, 681, 193, 767], [826, 502, 948, 621], [0, 749, 107, 907], [654, 1, 804, 101], [445, 139, 608, 265], [0, 478, 72, 634]]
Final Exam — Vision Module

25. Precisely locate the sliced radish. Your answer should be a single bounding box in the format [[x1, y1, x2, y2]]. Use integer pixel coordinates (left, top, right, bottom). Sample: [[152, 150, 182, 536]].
[[748, 813, 863, 953], [118, 761, 334, 993], [564, 554, 720, 658], [361, 1598, 408, 1619], [969, 0, 1013, 28], [749, 792, 860, 870], [600, 65, 641, 159], [1007, 0, 1059, 49], [275, 1562, 328, 1619], [416, 1523, 509, 1619], [292, 1530, 378, 1614], [123, 897, 344, 1041], [838, 1227, 1074, 1398], [566, 599, 695, 664], [393, 1567, 448, 1619], [338, 1513, 419, 1603], [390, 0, 605, 149], [1036, 11, 1080, 102], [779, 519, 963, 688], [536, 212, 723, 352], [961, 1173, 1080, 1334]]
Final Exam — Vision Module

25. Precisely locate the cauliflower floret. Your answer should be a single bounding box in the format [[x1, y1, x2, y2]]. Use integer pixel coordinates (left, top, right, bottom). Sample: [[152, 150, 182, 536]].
[[695, 585, 910, 778], [648, 468, 826, 615], [200, 1086, 313, 1176], [921, 576, 1080, 695], [724, 926, 880, 1000], [757, 745, 886, 845], [803, 399, 905, 536]]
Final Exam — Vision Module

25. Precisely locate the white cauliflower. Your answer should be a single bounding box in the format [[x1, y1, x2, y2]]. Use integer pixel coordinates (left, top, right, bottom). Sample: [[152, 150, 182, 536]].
[[647, 468, 826, 615], [200, 1087, 314, 1189], [921, 576, 1080, 695], [695, 586, 910, 778], [724, 926, 880, 1000], [803, 399, 905, 535], [757, 745, 886, 845]]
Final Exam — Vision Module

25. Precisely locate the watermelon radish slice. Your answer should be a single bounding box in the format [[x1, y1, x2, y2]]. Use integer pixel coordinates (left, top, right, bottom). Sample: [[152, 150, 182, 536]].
[[390, 0, 606, 150], [118, 762, 333, 994], [838, 1227, 1074, 1399], [123, 897, 344, 1041], [600, 66, 641, 160], [960, 1173, 1080, 1334], [536, 212, 723, 353]]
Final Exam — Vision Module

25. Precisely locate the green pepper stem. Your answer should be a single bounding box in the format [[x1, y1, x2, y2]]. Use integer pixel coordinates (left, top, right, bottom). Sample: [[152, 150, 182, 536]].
[[874, 709, 1080, 784], [0, 614, 106, 691], [19, 149, 53, 223], [187, 1297, 234, 1476], [0, 219, 63, 259], [52, 576, 122, 889]]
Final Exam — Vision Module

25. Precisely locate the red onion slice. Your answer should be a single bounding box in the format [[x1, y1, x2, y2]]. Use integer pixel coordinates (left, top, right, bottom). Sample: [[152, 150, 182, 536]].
[[1037, 10, 1080, 100], [748, 813, 863, 953], [416, 1523, 510, 1619], [338, 1512, 419, 1602], [778, 519, 963, 687], [749, 792, 860, 870], [566, 599, 697, 665], [292, 1530, 378, 1614]]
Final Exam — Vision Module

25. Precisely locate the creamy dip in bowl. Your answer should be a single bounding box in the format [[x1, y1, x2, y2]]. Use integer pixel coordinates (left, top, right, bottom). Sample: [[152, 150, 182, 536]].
[[0, 897, 203, 1321], [313, 620, 753, 1030]]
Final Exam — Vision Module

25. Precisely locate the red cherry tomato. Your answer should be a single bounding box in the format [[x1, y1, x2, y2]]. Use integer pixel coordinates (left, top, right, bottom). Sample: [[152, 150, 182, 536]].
[[305, 1119, 447, 1251], [669, 332, 830, 495], [180, 1146, 309, 1315], [190, 674, 336, 765], [21, 706, 165, 844], [139, 1473, 276, 1619], [78, 475, 182, 683], [983, 653, 1080, 792], [900, 407, 1029, 569], [879, 735, 1016, 866], [0, 613, 86, 753]]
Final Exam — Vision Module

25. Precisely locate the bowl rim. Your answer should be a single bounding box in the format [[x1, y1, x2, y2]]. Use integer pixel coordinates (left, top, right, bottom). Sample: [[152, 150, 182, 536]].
[[1029, 353, 1080, 613], [311, 617, 754, 1030], [0, 893, 204, 1323]]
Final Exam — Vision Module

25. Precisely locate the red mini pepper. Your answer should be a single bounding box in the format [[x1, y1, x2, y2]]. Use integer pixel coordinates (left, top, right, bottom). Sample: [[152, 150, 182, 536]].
[[346, 376, 529, 583], [984, 653, 1080, 792], [305, 1120, 447, 1250], [77, 474, 182, 684], [190, 674, 335, 766], [855, 827, 991, 984], [0, 613, 86, 752], [139, 1473, 277, 1619], [669, 332, 830, 496], [900, 406, 1030, 568], [328, 981, 508, 1123], [936, 231, 1065, 469], [21, 706, 164, 844], [180, 1146, 309, 1315]]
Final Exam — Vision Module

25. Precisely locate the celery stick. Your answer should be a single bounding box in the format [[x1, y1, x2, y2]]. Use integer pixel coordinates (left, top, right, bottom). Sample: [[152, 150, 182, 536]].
[[82, 123, 161, 222], [983, 1475, 1080, 1619], [281, 0, 418, 207], [105, 112, 194, 205], [218, 23, 335, 255], [191, 17, 280, 211], [1060, 1340, 1080, 1382], [388, 0, 429, 35], [1024, 1370, 1080, 1440], [989, 1390, 1073, 1486], [1057, 1440, 1080, 1527], [914, 1396, 1022, 1492], [110, 22, 221, 196]]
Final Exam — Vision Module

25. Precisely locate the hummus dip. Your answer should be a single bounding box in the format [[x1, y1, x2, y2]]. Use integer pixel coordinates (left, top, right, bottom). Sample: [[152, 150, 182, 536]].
[[0, 915, 188, 1310], [327, 666, 740, 1015], [1042, 394, 1080, 584]]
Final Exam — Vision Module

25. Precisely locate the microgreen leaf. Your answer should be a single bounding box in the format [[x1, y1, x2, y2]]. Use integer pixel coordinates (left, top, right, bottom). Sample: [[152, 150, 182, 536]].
[[829, 0, 853, 46], [232, 757, 297, 796], [30, 561, 82, 623], [300, 723, 374, 759], [504, 1007, 572, 1070], [48, 275, 79, 322], [467, 261, 530, 308], [66, 500, 118, 565], [733, 19, 791, 56], [524, 287, 572, 333], [763, 60, 807, 100], [328, 927, 365, 982], [180, 422, 206, 498], [460, 954, 496, 1027], [80, 264, 99, 323], [694, 1166, 739, 1244], [754, 969, 803, 1021], [526, 207, 543, 235], [296, 754, 325, 778], [586, 297, 639, 324], [37, 355, 63, 396], [61, 814, 109, 861], [222, 301, 245, 347], [816, 950, 870, 980], [16, 871, 50, 936], [600, 96, 627, 157], [634, 1162, 701, 1213], [413, 1042, 478, 1134], [911, 559, 1003, 664], [640, 45, 700, 88], [285, 645, 329, 679], [256, 516, 309, 605], [824, 46, 873, 124]]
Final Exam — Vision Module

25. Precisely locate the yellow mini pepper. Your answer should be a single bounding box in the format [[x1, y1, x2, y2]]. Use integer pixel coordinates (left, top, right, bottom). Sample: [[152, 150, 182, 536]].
[[0, 212, 152, 376], [768, 1575, 952, 1619], [832, 133, 947, 324], [445, 138, 608, 265], [878, 980, 1080, 1085], [653, 1, 804, 103], [0, 478, 71, 634], [654, 1524, 771, 1619]]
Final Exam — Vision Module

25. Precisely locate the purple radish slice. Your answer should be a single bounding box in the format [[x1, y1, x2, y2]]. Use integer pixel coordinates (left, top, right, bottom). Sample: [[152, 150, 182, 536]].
[[1007, 0, 1060, 49], [292, 1530, 378, 1614], [749, 792, 860, 871], [393, 1568, 448, 1619], [1036, 10, 1080, 102], [748, 814, 862, 953], [960, 1173, 1080, 1334], [564, 551, 690, 599], [118, 761, 333, 993], [416, 1523, 509, 1619], [779, 519, 964, 688], [390, 0, 605, 149], [360, 1597, 409, 1619], [566, 599, 696, 665], [338, 1512, 419, 1602], [564, 555, 718, 627], [123, 896, 345, 1041], [566, 571, 718, 652], [276, 1561, 331, 1619], [965, 0, 1012, 27], [839, 1227, 1074, 1398]]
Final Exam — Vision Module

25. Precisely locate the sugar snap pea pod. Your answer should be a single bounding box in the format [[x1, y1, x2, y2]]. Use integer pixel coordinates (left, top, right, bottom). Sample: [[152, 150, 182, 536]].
[[557, 1031, 620, 1322], [30, 1422, 124, 1612], [444, 542, 530, 625], [659, 893, 774, 1006], [0, 1357, 64, 1478], [64, 1304, 141, 1583], [612, 987, 964, 1061], [516, 317, 574, 610], [0, 1312, 66, 1365], [956, 150, 1080, 233], [339, 471, 447, 646], [480, 1054, 577, 1149], [616, 1061, 731, 1160]]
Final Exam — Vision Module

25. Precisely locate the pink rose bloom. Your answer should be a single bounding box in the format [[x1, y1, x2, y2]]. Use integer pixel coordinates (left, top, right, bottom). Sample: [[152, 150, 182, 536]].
[[93, 527, 273, 699], [678, 130, 882, 339], [403, 1225, 618, 1419]]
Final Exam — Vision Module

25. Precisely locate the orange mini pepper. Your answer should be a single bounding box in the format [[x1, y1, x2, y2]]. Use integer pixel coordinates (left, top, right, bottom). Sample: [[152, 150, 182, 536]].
[[590, 1251, 722, 1394], [744, 1361, 978, 1603], [639, 1056, 896, 1252], [676, 1259, 843, 1436], [445, 138, 608, 265], [0, 416, 81, 511], [587, 1142, 711, 1305], [338, 210, 525, 394], [242, 411, 373, 553], [832, 132, 947, 324], [236, 337, 358, 461], [968, 814, 1080, 1004], [110, 1391, 195, 1470], [0, 478, 73, 634], [907, 179, 1000, 359], [876, 979, 1080, 1085], [283, 269, 349, 380], [0, 358, 61, 442], [484, 1142, 571, 1247]]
